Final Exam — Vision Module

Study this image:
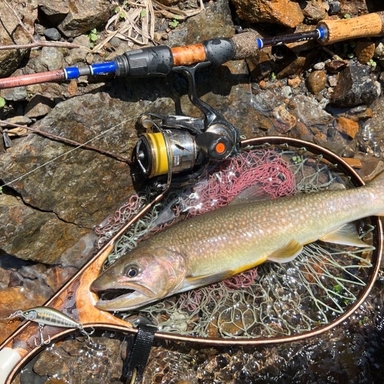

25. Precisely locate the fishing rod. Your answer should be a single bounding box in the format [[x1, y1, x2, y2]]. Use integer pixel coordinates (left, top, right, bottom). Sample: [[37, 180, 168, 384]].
[[1, 11, 384, 89]]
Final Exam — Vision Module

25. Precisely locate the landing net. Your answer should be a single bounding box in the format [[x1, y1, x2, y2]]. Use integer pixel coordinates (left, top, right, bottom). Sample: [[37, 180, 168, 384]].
[[95, 144, 375, 339]]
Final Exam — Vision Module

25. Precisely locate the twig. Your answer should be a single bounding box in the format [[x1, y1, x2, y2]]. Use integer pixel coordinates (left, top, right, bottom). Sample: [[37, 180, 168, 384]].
[[0, 120, 131, 164], [0, 41, 84, 51]]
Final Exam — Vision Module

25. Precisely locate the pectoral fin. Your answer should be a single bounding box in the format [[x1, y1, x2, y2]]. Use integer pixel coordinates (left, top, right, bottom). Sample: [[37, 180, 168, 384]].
[[229, 183, 274, 205], [268, 239, 303, 263], [319, 223, 369, 247]]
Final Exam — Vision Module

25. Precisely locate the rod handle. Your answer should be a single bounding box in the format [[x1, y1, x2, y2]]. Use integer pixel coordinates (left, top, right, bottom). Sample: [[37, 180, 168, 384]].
[[318, 12, 384, 45]]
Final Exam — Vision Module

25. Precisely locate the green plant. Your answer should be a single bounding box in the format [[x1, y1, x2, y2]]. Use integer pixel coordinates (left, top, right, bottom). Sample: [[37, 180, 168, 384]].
[[88, 28, 99, 48], [115, 1, 128, 20], [169, 18, 179, 29], [367, 58, 377, 67], [0, 96, 5, 109]]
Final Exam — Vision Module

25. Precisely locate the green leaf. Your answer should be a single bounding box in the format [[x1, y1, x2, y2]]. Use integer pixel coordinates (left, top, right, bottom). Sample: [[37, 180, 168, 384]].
[[140, 9, 147, 18], [169, 19, 179, 28], [0, 97, 5, 108]]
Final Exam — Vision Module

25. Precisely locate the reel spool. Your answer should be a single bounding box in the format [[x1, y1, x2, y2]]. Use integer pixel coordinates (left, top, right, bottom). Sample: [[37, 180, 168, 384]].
[[135, 118, 236, 179]]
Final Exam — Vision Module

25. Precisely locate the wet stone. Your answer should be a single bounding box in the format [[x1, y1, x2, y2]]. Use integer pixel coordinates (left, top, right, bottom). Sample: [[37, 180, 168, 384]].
[[306, 70, 327, 95], [330, 63, 378, 107], [272, 104, 297, 133], [288, 94, 333, 127], [335, 116, 360, 139]]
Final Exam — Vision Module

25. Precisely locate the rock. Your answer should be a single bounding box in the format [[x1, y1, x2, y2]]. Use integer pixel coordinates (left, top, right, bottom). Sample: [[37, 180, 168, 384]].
[[247, 49, 275, 80], [64, 35, 90, 64], [3, 116, 32, 126], [183, 0, 234, 43], [302, 0, 327, 22], [287, 76, 301, 88], [335, 116, 360, 139], [38, 0, 69, 19], [289, 95, 333, 127], [306, 70, 327, 94], [44, 27, 62, 41], [339, 0, 368, 15], [25, 94, 55, 118], [34, 337, 123, 382], [277, 55, 307, 78], [325, 59, 348, 74], [358, 158, 384, 182], [231, 0, 304, 28], [0, 0, 38, 77], [0, 194, 88, 263], [272, 104, 297, 133], [57, 0, 114, 38], [354, 40, 375, 64], [0, 84, 28, 101], [330, 64, 378, 107], [342, 157, 362, 169], [0, 81, 177, 263], [39, 46, 65, 71], [374, 41, 384, 61], [328, 1, 341, 15]]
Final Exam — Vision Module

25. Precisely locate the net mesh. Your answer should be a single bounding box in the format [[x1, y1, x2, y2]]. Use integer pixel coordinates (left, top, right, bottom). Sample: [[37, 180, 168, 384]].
[[94, 145, 374, 339]]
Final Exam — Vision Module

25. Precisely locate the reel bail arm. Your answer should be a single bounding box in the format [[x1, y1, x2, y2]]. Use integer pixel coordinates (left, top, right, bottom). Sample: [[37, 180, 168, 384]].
[[133, 62, 241, 189]]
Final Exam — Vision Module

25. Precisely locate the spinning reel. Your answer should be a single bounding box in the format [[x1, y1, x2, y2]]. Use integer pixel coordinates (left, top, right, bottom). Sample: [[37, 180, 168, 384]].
[[133, 62, 241, 189]]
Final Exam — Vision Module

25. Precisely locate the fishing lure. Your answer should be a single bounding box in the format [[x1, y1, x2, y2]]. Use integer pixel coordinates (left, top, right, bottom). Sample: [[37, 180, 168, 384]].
[[5, 307, 95, 346]]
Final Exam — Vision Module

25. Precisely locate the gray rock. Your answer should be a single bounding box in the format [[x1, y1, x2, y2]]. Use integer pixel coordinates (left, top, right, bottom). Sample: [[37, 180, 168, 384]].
[[44, 27, 62, 41], [39, 46, 65, 71], [289, 95, 333, 126], [57, 0, 114, 38], [330, 64, 378, 107], [0, 86, 28, 101]]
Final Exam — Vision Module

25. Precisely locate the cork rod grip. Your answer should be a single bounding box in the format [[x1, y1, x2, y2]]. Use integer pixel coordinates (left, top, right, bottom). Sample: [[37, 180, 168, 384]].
[[318, 12, 384, 45]]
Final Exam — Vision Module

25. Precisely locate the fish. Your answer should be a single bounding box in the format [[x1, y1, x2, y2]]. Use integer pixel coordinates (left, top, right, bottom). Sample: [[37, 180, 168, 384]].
[[91, 172, 384, 311]]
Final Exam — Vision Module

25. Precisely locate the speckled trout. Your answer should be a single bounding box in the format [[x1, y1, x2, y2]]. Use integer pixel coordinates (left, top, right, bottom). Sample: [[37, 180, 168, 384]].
[[92, 172, 384, 311]]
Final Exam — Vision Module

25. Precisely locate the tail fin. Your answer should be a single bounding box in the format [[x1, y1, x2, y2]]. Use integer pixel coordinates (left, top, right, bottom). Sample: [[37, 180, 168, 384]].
[[367, 171, 384, 216]]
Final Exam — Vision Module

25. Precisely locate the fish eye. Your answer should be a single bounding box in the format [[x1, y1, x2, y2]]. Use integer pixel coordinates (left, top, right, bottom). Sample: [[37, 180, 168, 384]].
[[124, 265, 139, 278]]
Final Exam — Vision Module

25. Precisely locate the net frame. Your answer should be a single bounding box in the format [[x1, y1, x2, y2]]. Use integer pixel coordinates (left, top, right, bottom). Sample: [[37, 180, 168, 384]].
[[95, 136, 383, 345]]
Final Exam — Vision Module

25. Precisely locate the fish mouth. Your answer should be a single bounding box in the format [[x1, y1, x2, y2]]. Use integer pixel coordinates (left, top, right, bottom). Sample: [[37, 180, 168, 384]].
[[91, 282, 156, 311]]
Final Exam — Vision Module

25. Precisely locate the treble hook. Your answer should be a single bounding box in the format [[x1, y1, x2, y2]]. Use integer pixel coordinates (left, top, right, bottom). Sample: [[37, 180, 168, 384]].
[[34, 324, 51, 347]]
